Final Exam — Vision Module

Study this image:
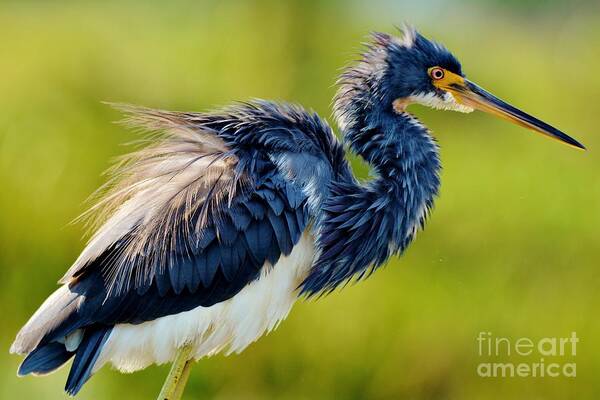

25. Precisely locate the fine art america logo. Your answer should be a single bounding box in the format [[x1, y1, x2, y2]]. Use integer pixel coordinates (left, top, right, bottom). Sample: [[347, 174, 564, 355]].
[[476, 332, 578, 378]]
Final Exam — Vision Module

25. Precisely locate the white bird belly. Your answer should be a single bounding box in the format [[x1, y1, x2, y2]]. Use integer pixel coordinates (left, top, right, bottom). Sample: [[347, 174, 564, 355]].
[[95, 231, 315, 373]]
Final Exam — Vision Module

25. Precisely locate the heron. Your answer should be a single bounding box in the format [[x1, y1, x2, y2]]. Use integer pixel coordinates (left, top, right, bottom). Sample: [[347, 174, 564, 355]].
[[11, 25, 584, 398]]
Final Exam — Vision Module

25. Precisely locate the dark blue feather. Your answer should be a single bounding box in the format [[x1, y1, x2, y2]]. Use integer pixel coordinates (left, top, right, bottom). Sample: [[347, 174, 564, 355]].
[[243, 220, 262, 262], [267, 208, 293, 255], [229, 204, 252, 231], [216, 216, 238, 246], [284, 209, 301, 244], [65, 326, 112, 396], [243, 199, 266, 219], [194, 253, 210, 287], [187, 254, 203, 292], [195, 228, 216, 250], [254, 218, 274, 262], [170, 255, 192, 295], [155, 263, 171, 297], [220, 246, 238, 281], [18, 343, 73, 376], [205, 244, 221, 282]]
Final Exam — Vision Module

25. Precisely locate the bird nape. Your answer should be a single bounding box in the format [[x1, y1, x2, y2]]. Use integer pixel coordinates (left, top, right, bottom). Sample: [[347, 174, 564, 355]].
[[11, 25, 584, 398]]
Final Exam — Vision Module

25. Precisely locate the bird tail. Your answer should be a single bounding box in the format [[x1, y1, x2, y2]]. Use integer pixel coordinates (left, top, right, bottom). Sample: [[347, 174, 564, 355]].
[[64, 326, 112, 395], [11, 285, 113, 396], [17, 342, 74, 376]]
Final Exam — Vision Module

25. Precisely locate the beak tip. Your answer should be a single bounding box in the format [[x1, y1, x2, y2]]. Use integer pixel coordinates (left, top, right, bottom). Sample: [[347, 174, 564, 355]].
[[569, 139, 586, 151]]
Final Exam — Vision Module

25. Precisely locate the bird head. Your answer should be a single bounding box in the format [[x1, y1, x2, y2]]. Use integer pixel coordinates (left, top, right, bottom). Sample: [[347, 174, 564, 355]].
[[335, 25, 585, 150]]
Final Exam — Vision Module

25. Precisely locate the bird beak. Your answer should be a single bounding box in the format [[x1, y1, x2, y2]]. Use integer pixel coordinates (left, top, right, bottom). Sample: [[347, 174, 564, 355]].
[[433, 70, 586, 150]]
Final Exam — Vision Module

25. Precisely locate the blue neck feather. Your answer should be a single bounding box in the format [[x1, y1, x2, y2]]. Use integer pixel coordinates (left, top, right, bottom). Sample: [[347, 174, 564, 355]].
[[301, 102, 441, 295]]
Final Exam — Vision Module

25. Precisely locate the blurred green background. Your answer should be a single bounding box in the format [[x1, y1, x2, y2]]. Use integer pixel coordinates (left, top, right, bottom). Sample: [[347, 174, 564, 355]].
[[1, 0, 599, 399]]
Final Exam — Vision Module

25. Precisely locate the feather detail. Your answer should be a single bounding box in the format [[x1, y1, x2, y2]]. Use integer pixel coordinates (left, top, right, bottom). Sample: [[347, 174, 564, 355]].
[[61, 105, 248, 296]]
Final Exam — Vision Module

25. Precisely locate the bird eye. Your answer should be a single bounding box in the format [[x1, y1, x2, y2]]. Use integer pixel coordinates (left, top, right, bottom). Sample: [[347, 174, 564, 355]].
[[429, 67, 445, 80]]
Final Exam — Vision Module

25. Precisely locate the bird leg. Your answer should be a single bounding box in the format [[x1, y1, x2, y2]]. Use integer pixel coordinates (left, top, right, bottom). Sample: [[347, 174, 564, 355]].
[[156, 344, 194, 400]]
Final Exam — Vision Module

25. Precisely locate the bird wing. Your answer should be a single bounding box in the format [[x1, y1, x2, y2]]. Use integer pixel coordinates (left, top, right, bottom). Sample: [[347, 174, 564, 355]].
[[57, 104, 312, 326]]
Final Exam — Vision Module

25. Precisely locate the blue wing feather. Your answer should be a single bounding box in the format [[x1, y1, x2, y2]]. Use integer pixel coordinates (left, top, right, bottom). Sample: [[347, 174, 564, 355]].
[[215, 216, 238, 246], [169, 255, 188, 295], [267, 208, 293, 255], [205, 244, 221, 282], [243, 199, 266, 219], [196, 228, 216, 250], [229, 204, 253, 231]]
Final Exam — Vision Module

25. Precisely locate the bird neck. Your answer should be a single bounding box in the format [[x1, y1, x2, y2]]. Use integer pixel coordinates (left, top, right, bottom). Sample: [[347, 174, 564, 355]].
[[300, 105, 441, 295], [346, 107, 441, 200], [348, 107, 442, 252]]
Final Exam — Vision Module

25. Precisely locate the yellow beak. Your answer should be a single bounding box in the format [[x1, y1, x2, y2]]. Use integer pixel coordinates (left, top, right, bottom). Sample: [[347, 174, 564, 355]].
[[432, 69, 586, 150]]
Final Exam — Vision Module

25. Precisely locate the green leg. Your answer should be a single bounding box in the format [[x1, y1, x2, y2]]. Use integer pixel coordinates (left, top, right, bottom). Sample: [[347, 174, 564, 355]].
[[171, 358, 194, 399], [156, 344, 194, 400]]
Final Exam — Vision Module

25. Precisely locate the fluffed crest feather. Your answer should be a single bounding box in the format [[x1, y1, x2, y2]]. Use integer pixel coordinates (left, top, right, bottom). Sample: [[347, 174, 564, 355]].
[[334, 25, 416, 134]]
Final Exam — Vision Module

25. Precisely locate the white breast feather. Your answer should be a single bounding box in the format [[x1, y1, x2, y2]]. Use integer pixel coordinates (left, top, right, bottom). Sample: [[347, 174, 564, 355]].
[[94, 231, 315, 373]]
